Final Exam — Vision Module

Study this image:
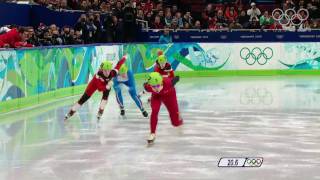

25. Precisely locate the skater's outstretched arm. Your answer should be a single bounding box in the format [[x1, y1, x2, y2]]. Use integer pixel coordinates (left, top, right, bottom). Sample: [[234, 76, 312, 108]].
[[109, 55, 127, 77]]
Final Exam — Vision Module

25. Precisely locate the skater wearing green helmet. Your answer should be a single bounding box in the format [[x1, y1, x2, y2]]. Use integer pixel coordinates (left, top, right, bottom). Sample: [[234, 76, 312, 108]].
[[155, 53, 174, 78], [143, 72, 183, 144], [64, 55, 127, 122]]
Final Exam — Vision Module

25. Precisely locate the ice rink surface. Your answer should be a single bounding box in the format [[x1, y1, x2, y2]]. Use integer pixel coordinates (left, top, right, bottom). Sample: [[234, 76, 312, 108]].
[[1, 76, 320, 180]]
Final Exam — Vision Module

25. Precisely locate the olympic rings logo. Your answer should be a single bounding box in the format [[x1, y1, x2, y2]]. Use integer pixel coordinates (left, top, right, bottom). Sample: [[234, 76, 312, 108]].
[[245, 158, 263, 167], [272, 8, 309, 26], [240, 87, 273, 105], [240, 47, 273, 65]]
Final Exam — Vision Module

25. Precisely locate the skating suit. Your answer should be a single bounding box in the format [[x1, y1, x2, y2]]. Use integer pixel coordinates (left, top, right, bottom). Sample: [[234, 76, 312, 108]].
[[85, 57, 126, 97], [113, 70, 144, 110], [144, 78, 183, 133], [154, 62, 174, 78]]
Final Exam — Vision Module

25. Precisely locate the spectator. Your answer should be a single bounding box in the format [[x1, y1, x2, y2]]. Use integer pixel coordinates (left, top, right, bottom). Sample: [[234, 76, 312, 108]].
[[39, 31, 53, 46], [298, 20, 312, 31], [297, 0, 305, 9], [164, 11, 173, 27], [270, 21, 283, 30], [229, 20, 243, 29], [171, 19, 179, 30], [225, 6, 238, 23], [86, 14, 98, 44], [80, 0, 90, 11], [205, 4, 215, 18], [311, 19, 320, 29], [247, 2, 261, 21], [286, 0, 295, 9], [159, 26, 172, 43], [260, 11, 274, 29], [183, 11, 193, 27], [216, 10, 228, 27], [143, 0, 154, 14], [172, 4, 178, 16], [91, 0, 101, 11], [113, 1, 124, 20], [238, 10, 250, 28], [74, 14, 90, 43], [158, 10, 165, 25], [145, 11, 153, 26], [111, 16, 123, 42], [0, 27, 33, 48], [61, 26, 74, 44], [59, 0, 70, 10], [51, 29, 63, 45], [100, 2, 111, 13], [201, 11, 209, 29], [307, 2, 319, 19], [194, 20, 201, 29], [282, 22, 296, 31], [137, 9, 145, 20], [237, 4, 244, 15], [102, 12, 114, 42], [26, 27, 40, 46], [122, 2, 137, 42], [73, 30, 84, 44], [173, 12, 184, 28], [184, 22, 191, 29], [248, 17, 261, 29], [208, 17, 218, 30], [152, 16, 164, 29], [93, 13, 103, 43]]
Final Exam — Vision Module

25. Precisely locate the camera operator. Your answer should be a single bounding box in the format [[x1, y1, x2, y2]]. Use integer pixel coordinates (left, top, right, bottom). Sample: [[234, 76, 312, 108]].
[[74, 14, 90, 43], [122, 1, 137, 42]]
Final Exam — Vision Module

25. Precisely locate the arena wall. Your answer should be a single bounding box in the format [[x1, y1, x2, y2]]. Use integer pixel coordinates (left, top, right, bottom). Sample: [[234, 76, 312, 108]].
[[1, 43, 319, 113]]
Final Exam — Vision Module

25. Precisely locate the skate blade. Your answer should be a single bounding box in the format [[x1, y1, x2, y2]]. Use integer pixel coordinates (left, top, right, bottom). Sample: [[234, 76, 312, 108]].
[[147, 140, 155, 146]]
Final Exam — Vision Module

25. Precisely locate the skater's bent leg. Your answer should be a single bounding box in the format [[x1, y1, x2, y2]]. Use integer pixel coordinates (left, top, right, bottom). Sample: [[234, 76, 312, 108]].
[[163, 92, 183, 127], [150, 96, 161, 134], [128, 86, 144, 111], [98, 89, 110, 116], [65, 93, 91, 119], [114, 84, 124, 109]]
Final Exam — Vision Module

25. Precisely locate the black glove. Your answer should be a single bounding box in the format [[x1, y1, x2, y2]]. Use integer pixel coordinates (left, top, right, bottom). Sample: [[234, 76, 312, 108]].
[[172, 76, 180, 86]]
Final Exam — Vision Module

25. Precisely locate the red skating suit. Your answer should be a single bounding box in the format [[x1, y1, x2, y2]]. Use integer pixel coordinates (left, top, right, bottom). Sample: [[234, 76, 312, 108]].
[[144, 77, 183, 133], [154, 62, 174, 78], [85, 57, 126, 96]]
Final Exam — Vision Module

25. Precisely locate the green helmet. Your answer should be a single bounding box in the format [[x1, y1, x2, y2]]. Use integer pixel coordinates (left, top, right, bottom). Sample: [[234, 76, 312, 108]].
[[100, 61, 113, 71], [147, 72, 163, 86], [119, 64, 128, 75], [157, 55, 167, 65]]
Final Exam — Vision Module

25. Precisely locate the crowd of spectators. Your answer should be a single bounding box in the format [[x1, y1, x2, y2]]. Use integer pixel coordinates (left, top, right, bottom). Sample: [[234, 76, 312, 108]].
[[200, 0, 320, 31], [0, 0, 320, 48]]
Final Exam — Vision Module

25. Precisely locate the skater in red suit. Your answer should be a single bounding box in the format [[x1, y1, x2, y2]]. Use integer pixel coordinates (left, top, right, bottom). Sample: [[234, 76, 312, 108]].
[[154, 53, 174, 78], [143, 72, 183, 144], [64, 55, 127, 121], [144, 52, 175, 104]]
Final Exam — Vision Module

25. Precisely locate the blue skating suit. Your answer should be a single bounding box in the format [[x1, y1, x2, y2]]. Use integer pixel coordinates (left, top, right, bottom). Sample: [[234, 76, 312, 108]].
[[113, 70, 144, 111]]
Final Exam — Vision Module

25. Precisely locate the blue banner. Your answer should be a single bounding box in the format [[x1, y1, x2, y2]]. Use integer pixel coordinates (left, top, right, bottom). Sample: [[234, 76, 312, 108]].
[[0, 2, 81, 27], [139, 31, 320, 42]]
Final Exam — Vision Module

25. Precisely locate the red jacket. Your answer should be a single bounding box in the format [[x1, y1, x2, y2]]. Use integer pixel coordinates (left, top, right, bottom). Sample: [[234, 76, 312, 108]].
[[154, 62, 174, 78], [0, 28, 33, 48], [225, 7, 238, 22]]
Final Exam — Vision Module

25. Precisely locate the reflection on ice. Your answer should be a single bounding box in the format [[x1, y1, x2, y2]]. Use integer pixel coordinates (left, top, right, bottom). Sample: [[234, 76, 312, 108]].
[[1, 77, 320, 180]]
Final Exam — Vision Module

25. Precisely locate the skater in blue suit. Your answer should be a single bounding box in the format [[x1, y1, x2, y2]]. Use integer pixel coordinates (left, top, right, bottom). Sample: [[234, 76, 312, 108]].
[[113, 64, 148, 117]]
